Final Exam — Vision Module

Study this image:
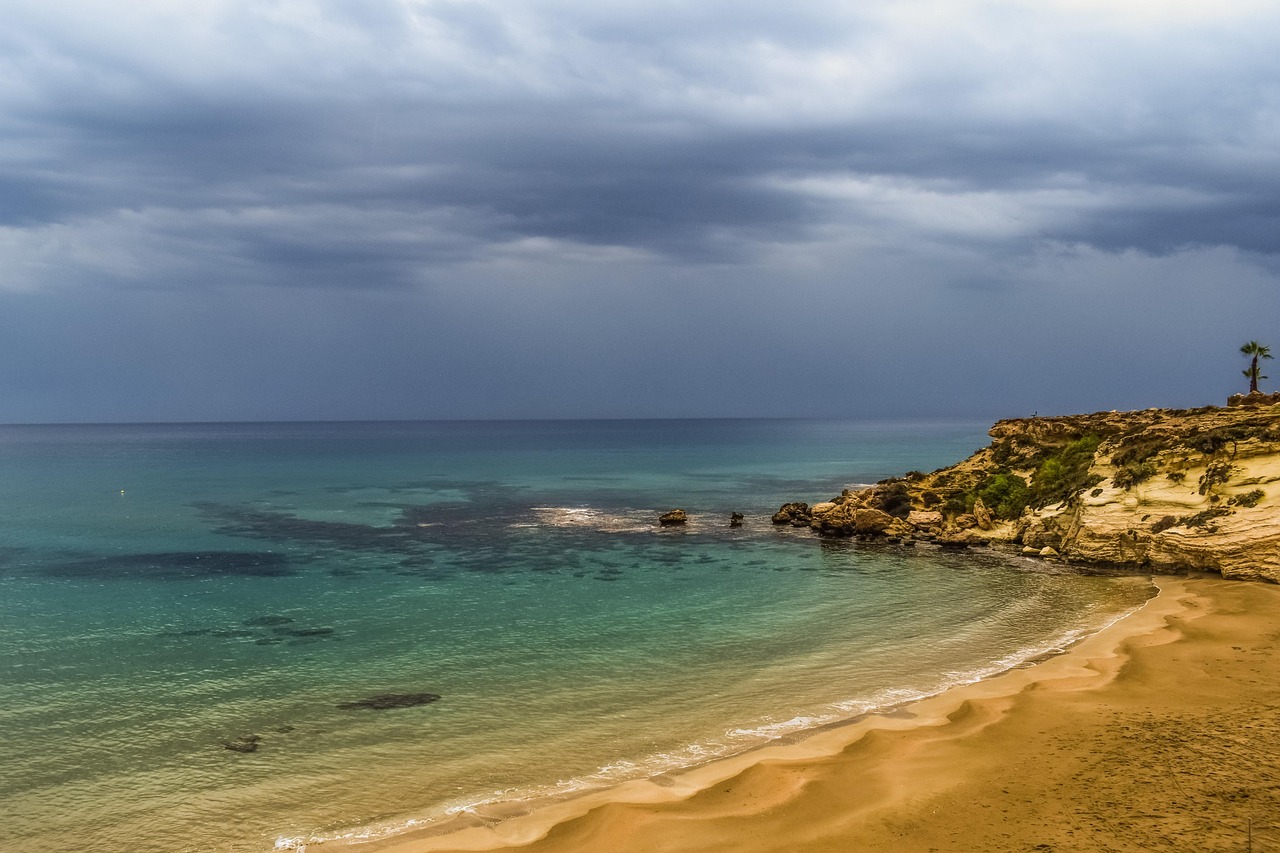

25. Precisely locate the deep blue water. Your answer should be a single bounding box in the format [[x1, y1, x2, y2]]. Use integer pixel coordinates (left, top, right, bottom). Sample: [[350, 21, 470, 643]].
[[0, 420, 1151, 852]]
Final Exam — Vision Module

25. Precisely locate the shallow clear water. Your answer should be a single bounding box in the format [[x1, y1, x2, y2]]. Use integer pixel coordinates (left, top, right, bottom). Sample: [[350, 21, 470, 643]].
[[0, 420, 1152, 852]]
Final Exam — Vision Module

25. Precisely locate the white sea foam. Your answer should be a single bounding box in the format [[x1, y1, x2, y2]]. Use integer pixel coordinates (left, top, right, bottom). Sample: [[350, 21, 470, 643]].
[[528, 505, 653, 533]]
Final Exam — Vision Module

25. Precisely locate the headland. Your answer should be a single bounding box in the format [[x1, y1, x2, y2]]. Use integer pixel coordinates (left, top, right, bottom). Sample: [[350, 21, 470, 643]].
[[774, 400, 1280, 583]]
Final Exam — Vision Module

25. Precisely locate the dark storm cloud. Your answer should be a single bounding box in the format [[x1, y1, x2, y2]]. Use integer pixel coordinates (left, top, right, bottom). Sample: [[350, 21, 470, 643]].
[[3, 0, 1274, 279], [3, 0, 1280, 421]]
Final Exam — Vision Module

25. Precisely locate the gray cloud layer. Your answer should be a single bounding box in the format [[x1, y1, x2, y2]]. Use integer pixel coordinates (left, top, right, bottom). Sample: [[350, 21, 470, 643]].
[[3, 0, 1279, 421]]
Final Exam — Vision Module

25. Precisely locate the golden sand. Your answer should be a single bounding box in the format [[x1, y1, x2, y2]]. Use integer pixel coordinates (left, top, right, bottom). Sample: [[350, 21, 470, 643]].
[[326, 575, 1280, 853]]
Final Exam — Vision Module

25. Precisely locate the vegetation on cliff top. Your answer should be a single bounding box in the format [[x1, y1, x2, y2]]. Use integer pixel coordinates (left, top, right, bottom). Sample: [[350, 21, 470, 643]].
[[864, 404, 1280, 528], [1241, 341, 1272, 394]]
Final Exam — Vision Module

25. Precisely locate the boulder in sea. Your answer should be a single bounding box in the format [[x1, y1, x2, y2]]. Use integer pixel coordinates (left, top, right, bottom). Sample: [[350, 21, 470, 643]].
[[771, 502, 811, 525], [658, 509, 688, 526], [337, 692, 442, 711], [223, 734, 262, 753], [729, 512, 744, 527]]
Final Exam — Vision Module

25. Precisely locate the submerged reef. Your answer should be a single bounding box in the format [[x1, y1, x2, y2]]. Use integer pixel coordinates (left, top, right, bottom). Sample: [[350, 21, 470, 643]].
[[337, 692, 442, 711]]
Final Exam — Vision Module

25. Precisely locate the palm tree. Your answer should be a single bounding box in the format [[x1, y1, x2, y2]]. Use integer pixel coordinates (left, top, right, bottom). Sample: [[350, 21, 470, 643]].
[[1241, 341, 1273, 394]]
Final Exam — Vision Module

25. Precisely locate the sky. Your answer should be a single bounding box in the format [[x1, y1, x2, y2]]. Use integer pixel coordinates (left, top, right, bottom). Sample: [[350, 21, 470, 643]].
[[3, 0, 1280, 422]]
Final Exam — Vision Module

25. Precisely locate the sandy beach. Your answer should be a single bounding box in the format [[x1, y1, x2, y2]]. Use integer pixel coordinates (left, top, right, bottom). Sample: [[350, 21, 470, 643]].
[[323, 574, 1280, 853]]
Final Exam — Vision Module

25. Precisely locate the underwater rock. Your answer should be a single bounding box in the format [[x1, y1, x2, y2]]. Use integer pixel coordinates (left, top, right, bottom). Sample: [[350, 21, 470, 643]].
[[243, 615, 295, 627], [223, 734, 262, 753], [270, 626, 335, 638], [337, 692, 442, 711]]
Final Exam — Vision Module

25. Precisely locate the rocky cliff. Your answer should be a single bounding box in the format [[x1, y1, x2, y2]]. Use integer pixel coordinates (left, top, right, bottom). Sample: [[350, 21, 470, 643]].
[[776, 403, 1280, 583]]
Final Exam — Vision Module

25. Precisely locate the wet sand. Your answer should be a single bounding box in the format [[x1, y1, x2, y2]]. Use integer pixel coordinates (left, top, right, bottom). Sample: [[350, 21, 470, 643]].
[[329, 575, 1280, 853]]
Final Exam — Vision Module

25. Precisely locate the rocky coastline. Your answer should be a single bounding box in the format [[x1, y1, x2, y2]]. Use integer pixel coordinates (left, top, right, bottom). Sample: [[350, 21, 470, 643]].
[[774, 401, 1280, 583]]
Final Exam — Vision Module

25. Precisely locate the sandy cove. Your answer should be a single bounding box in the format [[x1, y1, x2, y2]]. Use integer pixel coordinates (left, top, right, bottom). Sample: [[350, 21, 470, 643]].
[[316, 575, 1280, 853]]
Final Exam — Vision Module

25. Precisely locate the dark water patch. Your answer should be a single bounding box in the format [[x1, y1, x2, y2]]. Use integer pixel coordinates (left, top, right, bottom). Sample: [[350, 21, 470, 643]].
[[160, 616, 335, 646], [196, 503, 424, 553], [223, 734, 262, 753], [337, 692, 441, 711], [243, 615, 295, 627], [329, 568, 361, 578], [0, 546, 32, 575], [192, 495, 790, 585], [44, 551, 294, 580], [271, 626, 335, 638]]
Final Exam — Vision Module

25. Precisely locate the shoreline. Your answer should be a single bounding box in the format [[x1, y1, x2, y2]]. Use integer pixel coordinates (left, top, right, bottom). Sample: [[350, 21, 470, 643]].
[[306, 572, 1278, 853]]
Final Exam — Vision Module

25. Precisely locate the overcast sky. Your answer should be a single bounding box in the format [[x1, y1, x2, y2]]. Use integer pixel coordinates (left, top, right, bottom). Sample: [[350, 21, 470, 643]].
[[3, 0, 1279, 422]]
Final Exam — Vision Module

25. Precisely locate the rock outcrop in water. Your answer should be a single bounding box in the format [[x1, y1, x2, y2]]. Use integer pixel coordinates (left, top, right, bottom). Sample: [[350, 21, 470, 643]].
[[777, 403, 1280, 583], [337, 692, 442, 711], [223, 734, 262, 753], [659, 509, 689, 526]]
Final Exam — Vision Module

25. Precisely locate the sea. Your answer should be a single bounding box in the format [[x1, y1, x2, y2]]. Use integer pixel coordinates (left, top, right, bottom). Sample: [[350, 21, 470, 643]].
[[0, 419, 1154, 852]]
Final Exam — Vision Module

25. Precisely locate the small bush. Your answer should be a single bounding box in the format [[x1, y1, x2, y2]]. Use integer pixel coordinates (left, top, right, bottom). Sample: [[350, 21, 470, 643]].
[[1166, 471, 1186, 484], [1031, 435, 1103, 507], [1113, 462, 1157, 490], [870, 482, 913, 519], [1151, 516, 1179, 533], [1228, 489, 1265, 508], [1183, 507, 1230, 530], [1198, 461, 1236, 495], [920, 491, 942, 507], [974, 472, 1031, 520], [1110, 439, 1162, 468]]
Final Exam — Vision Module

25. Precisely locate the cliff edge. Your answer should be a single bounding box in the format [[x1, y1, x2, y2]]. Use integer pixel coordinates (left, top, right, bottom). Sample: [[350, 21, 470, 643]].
[[776, 403, 1280, 583]]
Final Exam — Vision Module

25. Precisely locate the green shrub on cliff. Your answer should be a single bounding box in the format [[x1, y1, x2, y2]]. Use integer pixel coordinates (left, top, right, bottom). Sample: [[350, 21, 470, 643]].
[[1113, 461, 1157, 490], [869, 481, 913, 518], [1031, 435, 1103, 506], [975, 472, 1030, 519]]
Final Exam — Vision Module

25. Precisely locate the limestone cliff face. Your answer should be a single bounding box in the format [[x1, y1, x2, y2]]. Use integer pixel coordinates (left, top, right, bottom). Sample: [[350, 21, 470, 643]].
[[780, 405, 1280, 583]]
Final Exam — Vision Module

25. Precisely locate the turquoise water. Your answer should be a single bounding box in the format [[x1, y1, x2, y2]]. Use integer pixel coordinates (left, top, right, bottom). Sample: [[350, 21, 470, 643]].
[[0, 420, 1152, 852]]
